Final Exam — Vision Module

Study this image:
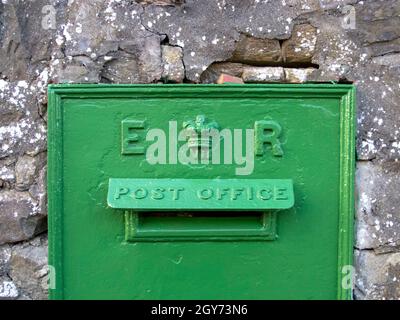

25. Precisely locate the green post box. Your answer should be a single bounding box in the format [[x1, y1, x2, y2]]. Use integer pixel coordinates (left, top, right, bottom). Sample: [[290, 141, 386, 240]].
[[48, 84, 355, 299]]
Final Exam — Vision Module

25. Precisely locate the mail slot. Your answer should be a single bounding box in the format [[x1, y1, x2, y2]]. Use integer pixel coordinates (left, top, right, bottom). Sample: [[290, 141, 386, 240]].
[[48, 84, 355, 299]]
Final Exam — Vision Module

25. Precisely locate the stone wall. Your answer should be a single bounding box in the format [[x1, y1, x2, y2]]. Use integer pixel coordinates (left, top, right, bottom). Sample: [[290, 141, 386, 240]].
[[0, 0, 399, 299]]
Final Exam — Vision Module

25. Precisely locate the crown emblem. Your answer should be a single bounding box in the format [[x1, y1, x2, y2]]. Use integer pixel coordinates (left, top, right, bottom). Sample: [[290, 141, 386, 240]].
[[183, 115, 219, 161]]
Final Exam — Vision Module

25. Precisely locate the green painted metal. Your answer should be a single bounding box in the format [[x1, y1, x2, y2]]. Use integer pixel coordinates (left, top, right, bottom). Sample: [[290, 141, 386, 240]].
[[48, 84, 356, 300], [107, 178, 294, 210], [124, 211, 277, 242]]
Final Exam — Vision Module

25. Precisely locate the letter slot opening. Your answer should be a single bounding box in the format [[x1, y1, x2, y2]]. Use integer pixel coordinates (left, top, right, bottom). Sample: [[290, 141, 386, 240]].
[[124, 211, 278, 242]]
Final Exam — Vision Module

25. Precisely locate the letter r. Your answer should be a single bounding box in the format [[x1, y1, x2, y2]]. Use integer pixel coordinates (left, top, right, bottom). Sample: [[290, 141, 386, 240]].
[[254, 120, 283, 156]]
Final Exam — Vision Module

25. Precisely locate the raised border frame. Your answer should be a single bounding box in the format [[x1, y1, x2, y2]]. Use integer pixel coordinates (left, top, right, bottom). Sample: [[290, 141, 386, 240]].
[[124, 211, 277, 241], [48, 84, 356, 300]]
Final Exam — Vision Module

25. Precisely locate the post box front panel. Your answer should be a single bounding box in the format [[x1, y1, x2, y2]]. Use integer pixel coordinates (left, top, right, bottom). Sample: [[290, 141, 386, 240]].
[[48, 84, 355, 299]]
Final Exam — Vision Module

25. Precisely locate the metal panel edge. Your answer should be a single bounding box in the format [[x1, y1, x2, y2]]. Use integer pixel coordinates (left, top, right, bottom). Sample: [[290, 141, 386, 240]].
[[47, 88, 64, 300], [47, 83, 356, 300], [337, 85, 356, 300]]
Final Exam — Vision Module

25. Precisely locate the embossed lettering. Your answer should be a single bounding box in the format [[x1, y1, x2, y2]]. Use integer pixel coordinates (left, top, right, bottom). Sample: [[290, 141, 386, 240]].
[[121, 118, 286, 175], [108, 179, 294, 210], [121, 119, 145, 155], [247, 187, 254, 200], [275, 187, 289, 200], [114, 187, 129, 200], [254, 120, 283, 157], [231, 188, 244, 200], [169, 188, 184, 200], [151, 188, 165, 200], [258, 189, 273, 201], [198, 188, 213, 200], [133, 188, 148, 199], [217, 188, 230, 200]]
